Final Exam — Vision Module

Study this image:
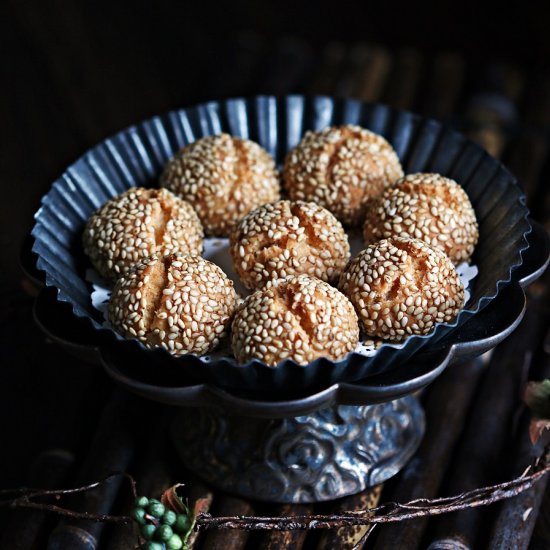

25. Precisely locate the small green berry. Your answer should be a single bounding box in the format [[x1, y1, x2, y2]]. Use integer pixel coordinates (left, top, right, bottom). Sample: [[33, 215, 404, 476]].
[[166, 533, 183, 550], [142, 542, 164, 550], [162, 510, 177, 526], [147, 501, 165, 518], [156, 524, 173, 542], [135, 496, 150, 508], [141, 523, 157, 540], [173, 514, 190, 534], [133, 507, 146, 525]]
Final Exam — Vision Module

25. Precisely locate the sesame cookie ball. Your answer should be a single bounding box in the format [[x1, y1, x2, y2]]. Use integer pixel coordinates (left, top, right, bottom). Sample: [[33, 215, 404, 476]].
[[339, 237, 464, 341], [232, 275, 359, 366], [83, 187, 203, 281], [109, 254, 237, 356], [363, 173, 479, 264], [230, 200, 350, 290], [160, 133, 280, 236], [283, 125, 404, 226]]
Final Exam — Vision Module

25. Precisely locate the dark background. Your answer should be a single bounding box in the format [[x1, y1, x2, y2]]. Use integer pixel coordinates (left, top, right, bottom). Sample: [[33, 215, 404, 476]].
[[1, 0, 550, 490], [3, 0, 550, 290]]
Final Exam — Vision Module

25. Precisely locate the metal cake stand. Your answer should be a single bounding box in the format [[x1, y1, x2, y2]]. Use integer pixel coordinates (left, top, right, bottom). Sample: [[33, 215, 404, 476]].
[[23, 222, 550, 502]]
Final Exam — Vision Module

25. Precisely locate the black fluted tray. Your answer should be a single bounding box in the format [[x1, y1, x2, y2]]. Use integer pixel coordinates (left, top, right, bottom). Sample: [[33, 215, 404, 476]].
[[25, 221, 549, 416], [30, 96, 532, 391]]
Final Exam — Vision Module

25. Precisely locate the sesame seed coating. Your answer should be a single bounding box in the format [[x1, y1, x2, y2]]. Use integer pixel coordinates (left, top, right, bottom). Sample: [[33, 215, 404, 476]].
[[83, 187, 204, 281], [232, 274, 359, 366], [160, 133, 281, 237], [339, 237, 464, 341], [229, 200, 350, 290], [109, 254, 238, 356], [283, 125, 403, 226], [363, 173, 479, 264]]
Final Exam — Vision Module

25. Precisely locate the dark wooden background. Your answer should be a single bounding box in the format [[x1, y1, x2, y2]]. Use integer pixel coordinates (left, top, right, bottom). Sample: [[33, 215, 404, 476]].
[[4, 0, 550, 287], [2, 1, 550, 548], [3, 0, 550, 288]]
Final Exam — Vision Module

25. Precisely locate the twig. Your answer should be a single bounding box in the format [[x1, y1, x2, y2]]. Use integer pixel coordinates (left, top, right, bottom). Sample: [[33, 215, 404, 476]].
[[195, 448, 550, 531], [0, 451, 549, 534], [0, 472, 136, 524]]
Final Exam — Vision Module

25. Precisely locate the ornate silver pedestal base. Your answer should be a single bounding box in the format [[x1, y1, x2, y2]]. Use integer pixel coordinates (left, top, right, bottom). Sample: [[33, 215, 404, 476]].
[[171, 396, 425, 503]]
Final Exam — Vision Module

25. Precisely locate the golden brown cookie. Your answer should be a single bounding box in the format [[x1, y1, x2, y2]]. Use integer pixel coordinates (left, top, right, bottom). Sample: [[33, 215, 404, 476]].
[[283, 125, 403, 226], [363, 173, 479, 263], [230, 200, 350, 290], [83, 187, 203, 281], [232, 275, 359, 366], [339, 237, 464, 341], [161, 133, 280, 236], [109, 254, 237, 356]]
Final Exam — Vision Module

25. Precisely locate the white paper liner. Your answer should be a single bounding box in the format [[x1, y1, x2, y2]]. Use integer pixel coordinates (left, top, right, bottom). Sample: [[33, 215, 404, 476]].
[[89, 237, 478, 361]]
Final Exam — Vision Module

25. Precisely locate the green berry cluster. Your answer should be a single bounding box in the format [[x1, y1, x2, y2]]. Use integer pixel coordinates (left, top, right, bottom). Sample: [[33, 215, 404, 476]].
[[133, 496, 192, 550]]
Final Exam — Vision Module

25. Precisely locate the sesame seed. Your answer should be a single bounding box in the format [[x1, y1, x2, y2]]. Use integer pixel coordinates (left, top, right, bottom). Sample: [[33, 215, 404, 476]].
[[338, 237, 464, 342], [283, 125, 403, 226], [363, 173, 478, 264], [231, 275, 358, 366], [229, 200, 350, 290], [108, 254, 237, 356], [83, 187, 204, 280], [160, 133, 280, 236]]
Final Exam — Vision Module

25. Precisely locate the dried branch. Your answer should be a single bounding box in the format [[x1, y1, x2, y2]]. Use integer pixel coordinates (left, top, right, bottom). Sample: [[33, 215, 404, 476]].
[[195, 447, 550, 531], [0, 450, 548, 534], [0, 472, 136, 524]]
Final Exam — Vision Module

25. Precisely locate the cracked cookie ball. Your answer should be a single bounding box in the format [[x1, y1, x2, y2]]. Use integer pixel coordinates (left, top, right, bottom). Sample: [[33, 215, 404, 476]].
[[83, 187, 203, 281], [160, 133, 280, 236], [339, 237, 464, 341], [283, 125, 403, 226], [363, 173, 479, 264], [229, 200, 350, 290], [109, 254, 238, 356], [232, 274, 359, 366]]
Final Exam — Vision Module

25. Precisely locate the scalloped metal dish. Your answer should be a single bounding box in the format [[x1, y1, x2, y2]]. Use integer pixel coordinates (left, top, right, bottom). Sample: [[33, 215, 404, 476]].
[[101, 280, 528, 418], [30, 222, 550, 416], [31, 95, 531, 391]]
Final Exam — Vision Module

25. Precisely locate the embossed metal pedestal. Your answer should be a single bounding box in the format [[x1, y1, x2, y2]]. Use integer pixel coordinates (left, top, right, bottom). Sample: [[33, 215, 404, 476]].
[[171, 396, 425, 503]]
